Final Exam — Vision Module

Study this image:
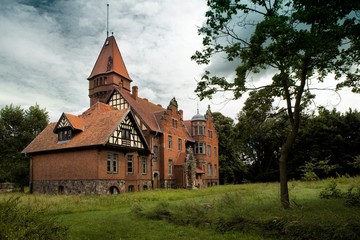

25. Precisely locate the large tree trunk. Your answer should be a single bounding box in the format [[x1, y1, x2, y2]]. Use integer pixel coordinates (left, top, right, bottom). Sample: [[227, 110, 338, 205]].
[[279, 61, 307, 209], [279, 128, 299, 209]]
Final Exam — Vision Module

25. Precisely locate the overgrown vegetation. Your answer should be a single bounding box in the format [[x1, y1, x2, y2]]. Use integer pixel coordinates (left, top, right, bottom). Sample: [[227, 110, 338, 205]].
[[0, 104, 48, 190], [1, 178, 359, 239], [0, 197, 68, 240], [320, 180, 360, 208], [132, 177, 360, 240]]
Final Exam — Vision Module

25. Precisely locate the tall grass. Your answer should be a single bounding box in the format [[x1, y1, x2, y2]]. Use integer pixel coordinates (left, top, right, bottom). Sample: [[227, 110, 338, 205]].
[[1, 177, 359, 239]]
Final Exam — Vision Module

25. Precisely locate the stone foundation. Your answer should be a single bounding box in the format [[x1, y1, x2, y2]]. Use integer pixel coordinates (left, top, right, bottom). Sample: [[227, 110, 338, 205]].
[[32, 179, 152, 195]]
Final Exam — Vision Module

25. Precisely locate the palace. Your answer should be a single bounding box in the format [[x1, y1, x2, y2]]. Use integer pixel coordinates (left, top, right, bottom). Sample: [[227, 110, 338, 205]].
[[23, 36, 219, 194]]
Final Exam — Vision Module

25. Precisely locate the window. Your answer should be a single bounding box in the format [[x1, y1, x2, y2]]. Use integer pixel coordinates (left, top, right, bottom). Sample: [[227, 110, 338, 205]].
[[207, 145, 211, 156], [58, 129, 72, 141], [127, 155, 133, 173], [214, 147, 217, 157], [121, 128, 131, 146], [207, 163, 212, 176], [141, 157, 147, 174], [172, 119, 178, 128], [208, 130, 213, 138], [168, 159, 173, 175], [199, 125, 205, 135], [168, 135, 172, 149], [214, 164, 217, 176], [195, 142, 206, 154], [178, 138, 182, 151], [193, 124, 205, 136], [121, 129, 130, 139], [153, 146, 158, 160], [107, 152, 118, 173]]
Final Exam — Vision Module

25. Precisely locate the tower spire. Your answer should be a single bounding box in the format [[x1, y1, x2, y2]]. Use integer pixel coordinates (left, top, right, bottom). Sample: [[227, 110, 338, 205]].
[[106, 4, 109, 38]]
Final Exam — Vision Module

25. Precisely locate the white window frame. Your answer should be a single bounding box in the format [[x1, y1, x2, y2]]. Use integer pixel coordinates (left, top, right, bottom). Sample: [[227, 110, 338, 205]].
[[107, 152, 118, 173]]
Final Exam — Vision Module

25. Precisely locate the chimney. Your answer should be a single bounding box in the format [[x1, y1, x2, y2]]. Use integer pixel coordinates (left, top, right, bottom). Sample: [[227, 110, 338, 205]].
[[132, 86, 138, 100]]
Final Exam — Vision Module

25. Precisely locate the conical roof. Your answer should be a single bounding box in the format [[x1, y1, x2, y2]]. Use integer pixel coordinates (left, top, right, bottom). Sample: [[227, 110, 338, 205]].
[[88, 36, 132, 81]]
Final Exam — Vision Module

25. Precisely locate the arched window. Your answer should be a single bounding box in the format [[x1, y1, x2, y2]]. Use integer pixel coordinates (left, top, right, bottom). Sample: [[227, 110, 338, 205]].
[[109, 186, 119, 195]]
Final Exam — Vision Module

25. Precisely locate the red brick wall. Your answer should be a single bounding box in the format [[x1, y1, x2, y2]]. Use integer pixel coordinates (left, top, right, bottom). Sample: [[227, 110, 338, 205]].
[[160, 104, 190, 183], [32, 149, 99, 180]]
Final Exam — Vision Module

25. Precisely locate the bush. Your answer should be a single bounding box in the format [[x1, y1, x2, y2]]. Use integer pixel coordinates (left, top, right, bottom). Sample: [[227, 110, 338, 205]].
[[345, 186, 360, 207], [319, 181, 343, 199], [0, 197, 68, 240]]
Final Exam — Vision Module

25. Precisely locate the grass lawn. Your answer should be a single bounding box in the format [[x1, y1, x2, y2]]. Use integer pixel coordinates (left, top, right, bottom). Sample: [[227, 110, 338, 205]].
[[1, 177, 359, 240]]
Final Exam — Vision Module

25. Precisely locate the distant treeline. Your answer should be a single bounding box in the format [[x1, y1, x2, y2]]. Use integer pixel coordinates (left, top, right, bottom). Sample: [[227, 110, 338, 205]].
[[213, 107, 360, 184]]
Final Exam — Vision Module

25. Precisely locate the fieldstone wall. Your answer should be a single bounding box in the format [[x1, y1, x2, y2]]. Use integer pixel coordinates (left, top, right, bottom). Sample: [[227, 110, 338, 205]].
[[32, 179, 151, 194]]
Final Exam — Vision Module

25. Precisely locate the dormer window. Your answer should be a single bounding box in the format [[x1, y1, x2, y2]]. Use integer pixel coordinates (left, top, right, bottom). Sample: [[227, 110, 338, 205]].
[[58, 129, 72, 141], [54, 113, 83, 143]]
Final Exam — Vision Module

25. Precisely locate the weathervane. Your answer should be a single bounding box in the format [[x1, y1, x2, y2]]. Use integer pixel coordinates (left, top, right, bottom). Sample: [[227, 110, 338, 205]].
[[107, 4, 109, 38]]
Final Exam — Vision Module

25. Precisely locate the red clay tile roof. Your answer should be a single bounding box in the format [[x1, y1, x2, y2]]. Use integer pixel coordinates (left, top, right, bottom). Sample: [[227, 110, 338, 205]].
[[120, 89, 194, 142], [88, 36, 131, 81], [119, 89, 165, 133], [64, 113, 83, 131], [23, 102, 132, 154], [183, 120, 192, 135]]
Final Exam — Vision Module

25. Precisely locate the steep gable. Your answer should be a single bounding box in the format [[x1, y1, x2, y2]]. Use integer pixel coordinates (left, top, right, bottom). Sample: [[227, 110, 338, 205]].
[[54, 113, 83, 133], [108, 114, 148, 150]]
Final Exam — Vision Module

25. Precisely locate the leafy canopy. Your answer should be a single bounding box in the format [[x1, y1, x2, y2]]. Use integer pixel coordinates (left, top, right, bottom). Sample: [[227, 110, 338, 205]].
[[192, 0, 360, 101]]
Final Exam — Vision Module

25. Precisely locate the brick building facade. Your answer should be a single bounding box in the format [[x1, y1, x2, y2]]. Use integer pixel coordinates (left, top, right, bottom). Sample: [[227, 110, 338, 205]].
[[23, 36, 219, 194]]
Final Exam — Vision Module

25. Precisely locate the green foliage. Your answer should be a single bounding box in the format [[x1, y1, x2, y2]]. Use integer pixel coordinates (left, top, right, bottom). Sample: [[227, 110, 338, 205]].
[[212, 112, 246, 184], [319, 181, 343, 199], [2, 178, 360, 240], [0, 104, 48, 187], [348, 155, 360, 169], [319, 180, 360, 208], [300, 157, 339, 181], [345, 186, 360, 207], [294, 108, 360, 178], [0, 197, 68, 240], [193, 0, 360, 208], [133, 178, 360, 240]]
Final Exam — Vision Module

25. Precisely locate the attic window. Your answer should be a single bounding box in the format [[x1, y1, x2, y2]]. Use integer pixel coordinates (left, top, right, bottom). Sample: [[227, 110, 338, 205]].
[[58, 129, 72, 141]]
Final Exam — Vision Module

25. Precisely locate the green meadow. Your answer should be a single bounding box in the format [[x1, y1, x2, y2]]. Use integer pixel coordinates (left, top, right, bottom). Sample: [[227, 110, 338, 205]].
[[1, 177, 359, 240]]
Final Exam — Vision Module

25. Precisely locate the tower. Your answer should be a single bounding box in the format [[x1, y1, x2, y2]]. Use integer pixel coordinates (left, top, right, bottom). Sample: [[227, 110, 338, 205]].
[[87, 36, 132, 106]]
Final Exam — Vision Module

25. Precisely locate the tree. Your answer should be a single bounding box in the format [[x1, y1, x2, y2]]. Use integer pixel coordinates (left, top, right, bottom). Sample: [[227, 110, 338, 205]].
[[0, 104, 48, 190], [212, 112, 245, 184], [234, 88, 286, 182], [192, 0, 360, 208], [293, 108, 360, 178]]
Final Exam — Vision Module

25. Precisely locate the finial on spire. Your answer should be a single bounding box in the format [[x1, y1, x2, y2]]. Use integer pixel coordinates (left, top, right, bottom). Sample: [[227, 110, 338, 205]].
[[106, 4, 109, 38], [196, 102, 199, 114]]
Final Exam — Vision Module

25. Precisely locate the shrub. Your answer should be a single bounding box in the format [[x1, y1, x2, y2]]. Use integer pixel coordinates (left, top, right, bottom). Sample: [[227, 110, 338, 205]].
[[0, 197, 68, 240], [345, 186, 360, 207], [319, 181, 343, 199]]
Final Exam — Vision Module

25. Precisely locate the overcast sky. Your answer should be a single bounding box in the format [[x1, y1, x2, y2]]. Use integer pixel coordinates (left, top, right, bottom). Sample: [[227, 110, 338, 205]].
[[0, 0, 359, 123]]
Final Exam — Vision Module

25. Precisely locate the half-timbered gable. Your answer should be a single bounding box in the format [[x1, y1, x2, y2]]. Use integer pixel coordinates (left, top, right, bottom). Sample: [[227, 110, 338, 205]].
[[108, 90, 129, 110], [108, 113, 147, 150]]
